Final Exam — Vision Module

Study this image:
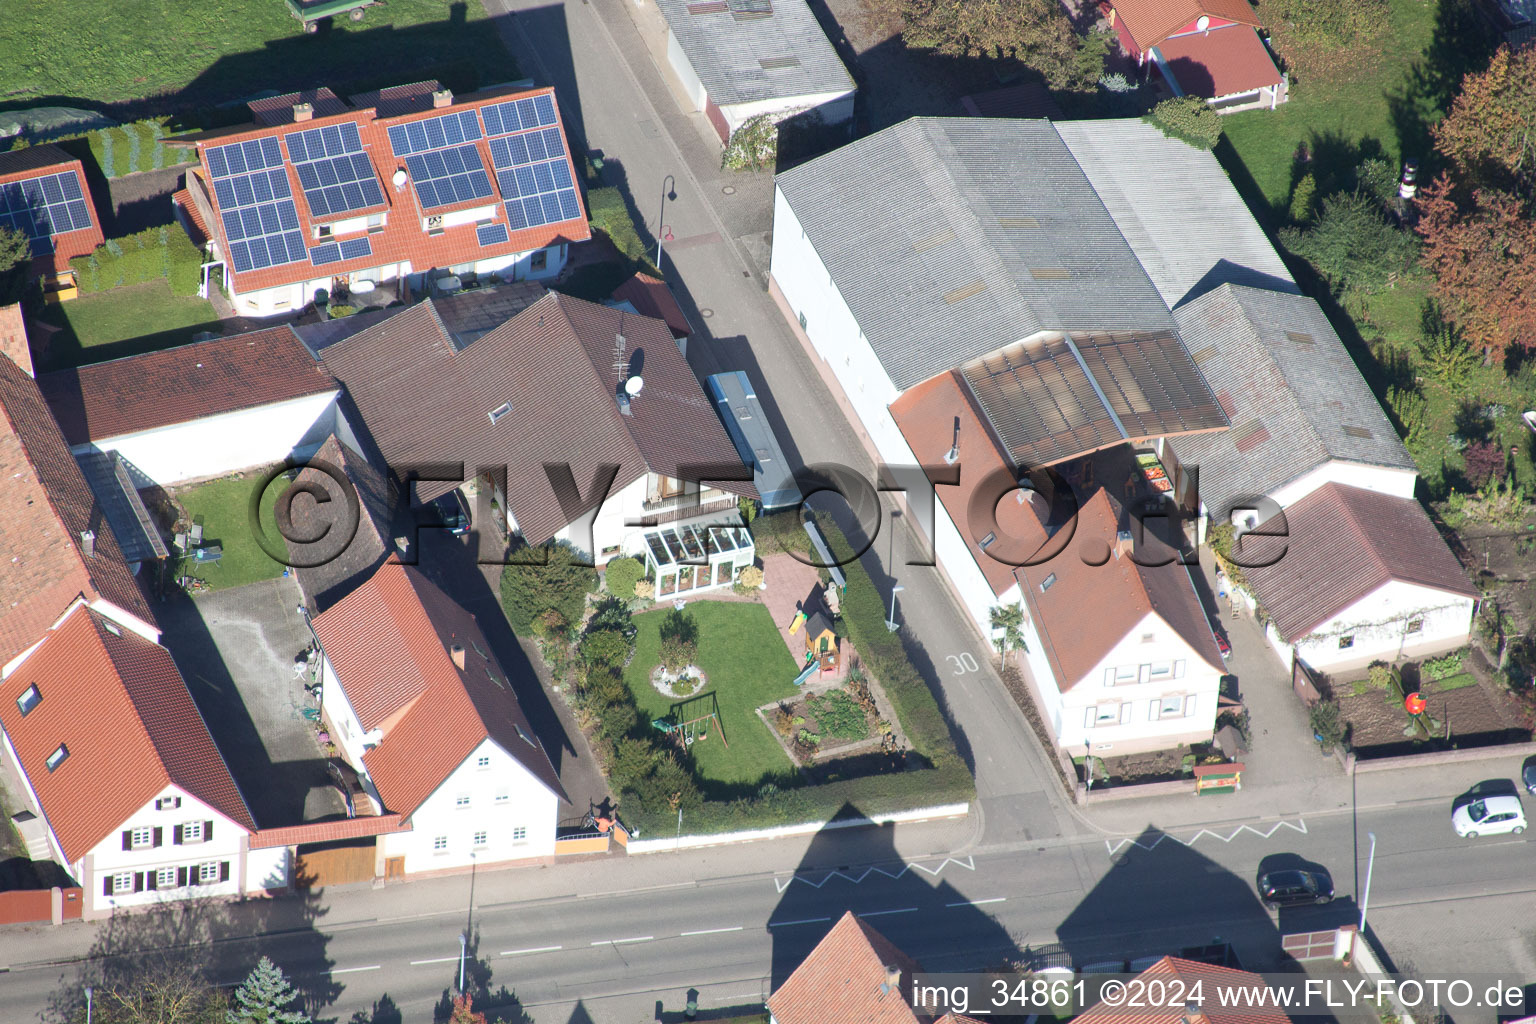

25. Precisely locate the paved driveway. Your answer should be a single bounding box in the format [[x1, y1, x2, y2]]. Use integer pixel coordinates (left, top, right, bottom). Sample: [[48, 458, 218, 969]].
[[157, 576, 346, 829]]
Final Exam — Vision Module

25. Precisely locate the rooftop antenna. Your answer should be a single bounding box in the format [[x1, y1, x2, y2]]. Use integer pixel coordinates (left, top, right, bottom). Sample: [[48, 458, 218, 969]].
[[943, 416, 960, 465]]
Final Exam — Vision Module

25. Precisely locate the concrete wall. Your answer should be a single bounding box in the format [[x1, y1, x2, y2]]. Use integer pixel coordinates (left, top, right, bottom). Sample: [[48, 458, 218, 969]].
[[722, 90, 856, 134], [82, 789, 249, 917], [377, 737, 558, 874], [666, 31, 709, 110], [74, 392, 339, 485]]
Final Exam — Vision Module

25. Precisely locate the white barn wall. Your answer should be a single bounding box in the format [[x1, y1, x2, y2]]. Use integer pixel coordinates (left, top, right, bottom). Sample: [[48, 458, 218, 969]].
[[1288, 580, 1475, 674], [74, 392, 339, 484], [377, 738, 558, 873], [666, 31, 709, 110], [723, 90, 856, 133], [1265, 462, 1418, 518]]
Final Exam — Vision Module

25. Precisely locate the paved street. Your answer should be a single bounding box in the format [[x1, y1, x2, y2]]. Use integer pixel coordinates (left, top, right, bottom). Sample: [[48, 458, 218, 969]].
[[3, 1, 1535, 1022]]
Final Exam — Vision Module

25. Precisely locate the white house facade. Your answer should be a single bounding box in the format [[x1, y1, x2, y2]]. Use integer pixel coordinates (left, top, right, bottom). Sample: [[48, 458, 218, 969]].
[[81, 789, 252, 916], [1266, 580, 1477, 676]]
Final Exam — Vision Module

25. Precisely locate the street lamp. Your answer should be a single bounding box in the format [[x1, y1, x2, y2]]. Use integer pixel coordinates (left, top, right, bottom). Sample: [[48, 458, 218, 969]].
[[1358, 831, 1377, 943], [656, 174, 676, 267], [886, 584, 905, 632], [84, 986, 92, 1024], [458, 931, 467, 994]]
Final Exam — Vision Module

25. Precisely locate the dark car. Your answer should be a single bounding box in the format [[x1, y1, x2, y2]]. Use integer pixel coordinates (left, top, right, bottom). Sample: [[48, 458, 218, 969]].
[[1257, 869, 1333, 908], [1523, 757, 1536, 796], [422, 489, 471, 535]]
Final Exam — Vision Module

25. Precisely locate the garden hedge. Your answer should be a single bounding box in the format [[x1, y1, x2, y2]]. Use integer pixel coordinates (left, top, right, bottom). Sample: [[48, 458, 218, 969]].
[[70, 223, 203, 296], [586, 186, 658, 276]]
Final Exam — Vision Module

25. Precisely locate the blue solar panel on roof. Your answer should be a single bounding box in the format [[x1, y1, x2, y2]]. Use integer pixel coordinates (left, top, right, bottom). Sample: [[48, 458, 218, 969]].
[[480, 95, 557, 138], [285, 123, 382, 220], [534, 94, 555, 124], [405, 144, 493, 210], [338, 237, 372, 260], [309, 241, 342, 266], [0, 170, 94, 248], [477, 222, 510, 246]]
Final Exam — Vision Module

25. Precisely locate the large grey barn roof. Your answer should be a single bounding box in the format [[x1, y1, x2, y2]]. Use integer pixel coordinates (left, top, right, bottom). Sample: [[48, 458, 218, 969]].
[[656, 0, 854, 109], [1169, 284, 1417, 519], [1054, 119, 1298, 309], [774, 117, 1177, 390]]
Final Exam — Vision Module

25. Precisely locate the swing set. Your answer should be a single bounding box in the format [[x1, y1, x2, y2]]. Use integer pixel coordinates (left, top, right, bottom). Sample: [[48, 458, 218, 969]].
[[651, 691, 728, 748]]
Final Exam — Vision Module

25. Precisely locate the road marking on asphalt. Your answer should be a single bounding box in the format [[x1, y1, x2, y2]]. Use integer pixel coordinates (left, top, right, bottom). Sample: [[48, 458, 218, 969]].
[[1104, 818, 1307, 856], [947, 897, 1007, 907], [768, 916, 831, 927], [681, 926, 744, 936], [331, 966, 382, 975], [858, 907, 918, 918], [774, 855, 976, 892], [500, 946, 563, 956], [409, 956, 461, 966], [593, 936, 654, 945]]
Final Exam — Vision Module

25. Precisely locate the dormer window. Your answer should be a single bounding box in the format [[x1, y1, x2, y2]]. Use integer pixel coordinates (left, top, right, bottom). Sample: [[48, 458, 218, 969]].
[[315, 224, 334, 240], [45, 744, 69, 772], [1040, 573, 1057, 593], [16, 684, 40, 716]]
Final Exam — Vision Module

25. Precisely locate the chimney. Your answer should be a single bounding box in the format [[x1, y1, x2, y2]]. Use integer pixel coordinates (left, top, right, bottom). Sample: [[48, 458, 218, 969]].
[[880, 965, 902, 995], [449, 642, 466, 671], [292, 101, 314, 122], [1182, 999, 1206, 1024], [431, 88, 454, 109], [1114, 529, 1133, 560], [80, 529, 96, 558], [394, 535, 411, 558], [0, 303, 34, 377]]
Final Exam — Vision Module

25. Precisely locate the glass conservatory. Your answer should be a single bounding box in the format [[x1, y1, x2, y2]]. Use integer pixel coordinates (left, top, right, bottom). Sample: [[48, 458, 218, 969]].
[[641, 521, 755, 597]]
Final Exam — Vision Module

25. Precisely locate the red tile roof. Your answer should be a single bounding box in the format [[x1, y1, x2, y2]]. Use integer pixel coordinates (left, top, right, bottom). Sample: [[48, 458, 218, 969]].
[[1243, 482, 1477, 641], [1077, 957, 1292, 1024], [249, 88, 350, 127], [249, 812, 407, 849], [186, 84, 591, 298], [314, 562, 565, 818], [890, 370, 1223, 690], [1108, 0, 1260, 50], [768, 911, 931, 1024], [610, 273, 693, 339], [36, 326, 335, 446], [0, 355, 154, 667], [0, 145, 105, 275], [0, 605, 255, 862], [319, 291, 754, 544], [172, 188, 211, 247], [1155, 24, 1283, 98]]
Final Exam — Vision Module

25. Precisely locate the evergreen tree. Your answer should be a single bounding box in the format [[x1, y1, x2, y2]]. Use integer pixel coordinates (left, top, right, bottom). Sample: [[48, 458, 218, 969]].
[[226, 957, 309, 1024]]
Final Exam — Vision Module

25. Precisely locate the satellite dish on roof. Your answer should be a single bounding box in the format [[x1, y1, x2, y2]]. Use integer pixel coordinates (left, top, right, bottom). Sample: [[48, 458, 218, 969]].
[[625, 375, 644, 396], [392, 168, 408, 187], [1196, 14, 1210, 30]]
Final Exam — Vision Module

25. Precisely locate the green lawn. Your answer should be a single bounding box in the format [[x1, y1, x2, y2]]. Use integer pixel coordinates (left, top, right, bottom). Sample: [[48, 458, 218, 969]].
[[32, 282, 220, 371], [170, 472, 289, 592], [0, 0, 516, 108], [1427, 672, 1479, 692], [623, 601, 801, 788]]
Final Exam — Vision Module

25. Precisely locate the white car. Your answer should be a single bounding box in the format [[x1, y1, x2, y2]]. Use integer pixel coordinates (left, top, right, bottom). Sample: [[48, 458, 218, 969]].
[[1452, 794, 1527, 838]]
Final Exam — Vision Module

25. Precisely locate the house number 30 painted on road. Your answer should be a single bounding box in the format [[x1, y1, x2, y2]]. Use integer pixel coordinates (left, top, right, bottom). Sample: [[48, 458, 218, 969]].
[[948, 653, 979, 675]]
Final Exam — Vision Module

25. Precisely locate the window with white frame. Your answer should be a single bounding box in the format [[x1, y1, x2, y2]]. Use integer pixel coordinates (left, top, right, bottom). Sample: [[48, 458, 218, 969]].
[[113, 872, 132, 894], [433, 836, 448, 852], [473, 831, 488, 847], [1406, 619, 1424, 634], [130, 827, 153, 849], [512, 826, 528, 843], [16, 684, 40, 716], [1339, 635, 1355, 649], [156, 796, 181, 811], [456, 794, 470, 809], [1085, 703, 1125, 728], [1104, 665, 1138, 686], [199, 862, 220, 883], [156, 867, 178, 889], [1153, 695, 1196, 720], [494, 791, 509, 804], [181, 821, 204, 843], [477, 755, 491, 769], [45, 744, 69, 772]]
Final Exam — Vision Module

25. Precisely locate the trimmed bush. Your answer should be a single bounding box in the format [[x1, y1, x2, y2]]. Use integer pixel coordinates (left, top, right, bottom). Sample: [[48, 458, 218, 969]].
[[125, 122, 141, 174], [586, 186, 658, 275], [149, 120, 166, 170], [1146, 96, 1223, 150], [69, 223, 204, 296], [604, 555, 645, 599], [499, 542, 599, 636]]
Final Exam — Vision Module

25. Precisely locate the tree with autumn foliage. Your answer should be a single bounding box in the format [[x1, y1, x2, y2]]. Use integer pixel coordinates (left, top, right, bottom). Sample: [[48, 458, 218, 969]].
[[872, 0, 1105, 90], [1416, 174, 1536, 364], [447, 995, 487, 1024], [1432, 44, 1536, 189]]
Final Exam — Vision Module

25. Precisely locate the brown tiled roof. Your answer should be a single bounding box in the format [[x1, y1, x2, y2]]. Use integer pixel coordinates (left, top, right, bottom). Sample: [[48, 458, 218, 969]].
[[891, 369, 1223, 688], [768, 911, 930, 1024], [315, 562, 565, 818], [348, 80, 444, 119], [610, 273, 693, 340], [0, 605, 255, 862], [1155, 25, 1282, 98], [320, 291, 754, 545], [172, 188, 211, 247], [0, 355, 154, 667], [1243, 483, 1477, 641], [188, 84, 591, 297], [0, 145, 106, 275], [291, 434, 401, 613], [36, 326, 335, 446], [1108, 0, 1260, 50], [249, 812, 407, 849], [1077, 957, 1292, 1024], [249, 88, 350, 127]]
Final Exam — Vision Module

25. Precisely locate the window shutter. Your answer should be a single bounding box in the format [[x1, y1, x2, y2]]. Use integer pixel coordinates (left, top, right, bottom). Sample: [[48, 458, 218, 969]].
[[220, 861, 231, 883], [1149, 699, 1160, 721], [103, 876, 113, 896], [133, 872, 145, 893], [152, 827, 163, 848], [122, 830, 132, 851], [1084, 707, 1096, 728], [1174, 659, 1186, 678], [145, 871, 157, 891], [1183, 695, 1196, 717], [1104, 668, 1115, 687], [205, 820, 213, 842], [177, 867, 189, 888], [173, 825, 183, 845], [1139, 664, 1152, 683], [1120, 702, 1133, 725]]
